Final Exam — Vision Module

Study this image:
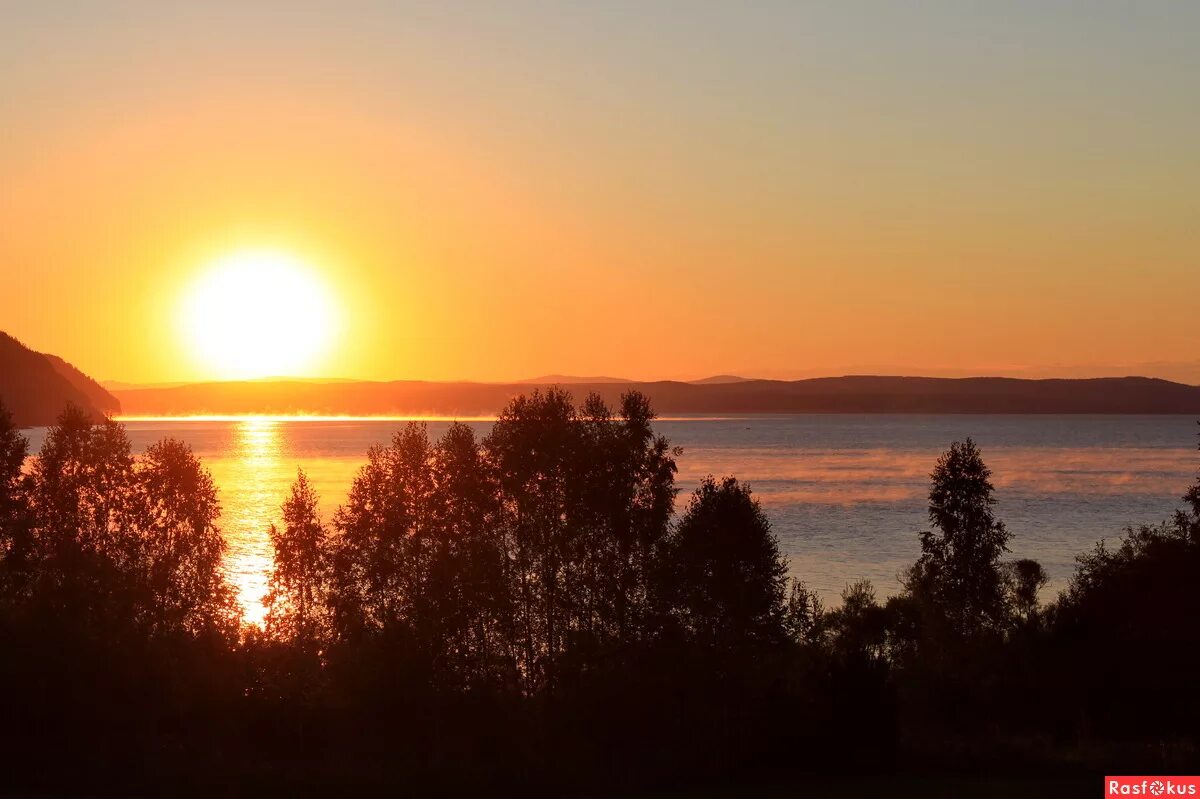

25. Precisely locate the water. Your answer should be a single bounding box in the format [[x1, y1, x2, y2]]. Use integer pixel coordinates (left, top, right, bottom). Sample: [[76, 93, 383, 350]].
[[24, 415, 1200, 623]]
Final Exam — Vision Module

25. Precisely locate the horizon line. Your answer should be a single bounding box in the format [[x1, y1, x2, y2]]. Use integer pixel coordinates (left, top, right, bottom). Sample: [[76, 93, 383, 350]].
[[104, 373, 1200, 389]]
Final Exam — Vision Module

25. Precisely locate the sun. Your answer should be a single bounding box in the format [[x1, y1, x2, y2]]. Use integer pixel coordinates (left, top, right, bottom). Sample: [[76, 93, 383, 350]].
[[181, 250, 338, 380]]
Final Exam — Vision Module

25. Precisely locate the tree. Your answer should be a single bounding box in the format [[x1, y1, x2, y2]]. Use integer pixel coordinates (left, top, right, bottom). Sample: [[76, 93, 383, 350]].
[[1002, 558, 1046, 627], [656, 476, 788, 648], [827, 580, 891, 663], [266, 468, 331, 645], [2, 408, 240, 775], [783, 578, 824, 645], [1050, 519, 1200, 737], [0, 400, 26, 531], [329, 423, 435, 642], [1174, 420, 1200, 543], [0, 400, 30, 601], [135, 437, 238, 639], [15, 407, 236, 641], [25, 405, 140, 626], [576, 391, 679, 645], [483, 388, 582, 692], [905, 438, 1011, 637], [821, 579, 898, 759], [483, 388, 678, 692], [427, 422, 513, 689]]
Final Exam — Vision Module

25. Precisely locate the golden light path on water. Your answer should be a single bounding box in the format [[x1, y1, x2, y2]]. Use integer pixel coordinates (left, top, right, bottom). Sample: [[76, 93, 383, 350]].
[[210, 418, 281, 626]]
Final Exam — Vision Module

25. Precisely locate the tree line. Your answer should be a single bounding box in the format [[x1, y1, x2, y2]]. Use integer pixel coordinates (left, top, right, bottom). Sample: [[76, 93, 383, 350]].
[[1, 391, 1198, 792]]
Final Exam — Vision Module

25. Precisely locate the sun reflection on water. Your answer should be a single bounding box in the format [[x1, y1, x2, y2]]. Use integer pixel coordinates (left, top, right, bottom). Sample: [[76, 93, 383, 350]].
[[218, 418, 283, 626]]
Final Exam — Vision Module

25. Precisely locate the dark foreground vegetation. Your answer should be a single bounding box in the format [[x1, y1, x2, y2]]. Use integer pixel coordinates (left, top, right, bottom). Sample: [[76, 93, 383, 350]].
[[1, 391, 1198, 795]]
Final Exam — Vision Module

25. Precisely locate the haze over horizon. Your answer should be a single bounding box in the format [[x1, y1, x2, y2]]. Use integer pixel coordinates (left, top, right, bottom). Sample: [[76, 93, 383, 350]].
[[99, 361, 1200, 389]]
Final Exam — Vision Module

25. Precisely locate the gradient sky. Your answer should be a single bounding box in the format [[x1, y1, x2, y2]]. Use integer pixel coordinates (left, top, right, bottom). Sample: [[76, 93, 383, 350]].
[[3, 1, 1198, 384]]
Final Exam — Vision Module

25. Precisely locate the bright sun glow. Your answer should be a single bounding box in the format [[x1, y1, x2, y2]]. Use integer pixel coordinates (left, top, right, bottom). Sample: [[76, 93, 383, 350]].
[[181, 250, 338, 380]]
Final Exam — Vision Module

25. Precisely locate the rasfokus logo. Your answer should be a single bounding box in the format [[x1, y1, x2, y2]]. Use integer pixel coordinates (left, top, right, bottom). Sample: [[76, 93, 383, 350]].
[[1107, 777, 1200, 796]]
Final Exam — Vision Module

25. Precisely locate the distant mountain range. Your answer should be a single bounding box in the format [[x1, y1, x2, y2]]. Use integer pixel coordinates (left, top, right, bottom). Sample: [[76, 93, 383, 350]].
[[7, 343, 1199, 423], [112, 375, 1200, 417], [519, 374, 753, 385], [517, 374, 633, 384], [689, 374, 753, 385], [0, 332, 120, 427]]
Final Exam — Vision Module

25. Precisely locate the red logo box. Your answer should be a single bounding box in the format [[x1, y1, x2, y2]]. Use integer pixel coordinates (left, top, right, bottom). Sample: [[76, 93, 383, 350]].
[[1106, 777, 1200, 796]]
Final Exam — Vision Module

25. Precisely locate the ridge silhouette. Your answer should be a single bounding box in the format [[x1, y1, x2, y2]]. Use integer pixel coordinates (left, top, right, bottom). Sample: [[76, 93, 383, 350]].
[[0, 332, 120, 426], [113, 374, 1200, 418]]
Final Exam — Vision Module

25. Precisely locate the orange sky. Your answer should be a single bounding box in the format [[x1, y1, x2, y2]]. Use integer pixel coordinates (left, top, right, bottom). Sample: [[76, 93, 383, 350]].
[[3, 3, 1198, 384]]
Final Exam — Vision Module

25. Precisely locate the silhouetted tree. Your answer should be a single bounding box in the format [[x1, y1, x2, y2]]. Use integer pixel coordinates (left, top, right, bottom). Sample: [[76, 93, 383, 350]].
[[0, 400, 26, 528], [1002, 557, 1047, 627], [0, 400, 30, 600], [484, 388, 677, 692], [1049, 519, 1200, 739], [820, 580, 899, 763], [11, 394, 1200, 788], [826, 580, 892, 664], [427, 422, 513, 690], [1174, 420, 1200, 543], [19, 409, 236, 639], [266, 468, 331, 646], [135, 437, 238, 639], [251, 469, 335, 759], [905, 438, 1011, 638], [329, 422, 435, 644], [656, 476, 788, 648], [484, 388, 584, 693], [324, 419, 520, 718], [575, 392, 679, 647], [1039, 428, 1200, 744], [25, 405, 141, 628], [783, 578, 824, 645], [0, 407, 241, 782]]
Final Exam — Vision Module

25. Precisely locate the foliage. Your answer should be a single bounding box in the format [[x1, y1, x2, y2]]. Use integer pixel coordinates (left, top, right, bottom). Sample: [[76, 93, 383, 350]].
[[905, 438, 1012, 638], [0, 406, 240, 784], [1003, 557, 1047, 626], [656, 475, 788, 648], [3, 398, 1200, 789], [0, 401, 30, 599], [265, 468, 331, 645]]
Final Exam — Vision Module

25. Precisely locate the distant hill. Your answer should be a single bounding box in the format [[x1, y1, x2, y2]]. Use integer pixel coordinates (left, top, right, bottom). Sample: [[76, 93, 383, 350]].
[[42, 353, 120, 415], [102, 380, 189, 391], [113, 375, 1200, 418], [0, 332, 120, 427], [518, 374, 633, 384], [690, 374, 753, 384]]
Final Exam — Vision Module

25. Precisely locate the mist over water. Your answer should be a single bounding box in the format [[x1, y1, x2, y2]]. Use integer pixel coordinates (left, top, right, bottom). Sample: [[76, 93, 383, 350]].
[[26, 415, 1198, 623]]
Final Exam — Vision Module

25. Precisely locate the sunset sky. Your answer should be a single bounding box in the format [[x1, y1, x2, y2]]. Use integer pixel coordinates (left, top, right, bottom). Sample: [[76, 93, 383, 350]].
[[3, 2, 1197, 384]]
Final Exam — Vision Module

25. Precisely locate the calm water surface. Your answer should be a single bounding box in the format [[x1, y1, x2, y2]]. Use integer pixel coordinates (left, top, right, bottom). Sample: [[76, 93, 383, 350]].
[[26, 415, 1200, 624]]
